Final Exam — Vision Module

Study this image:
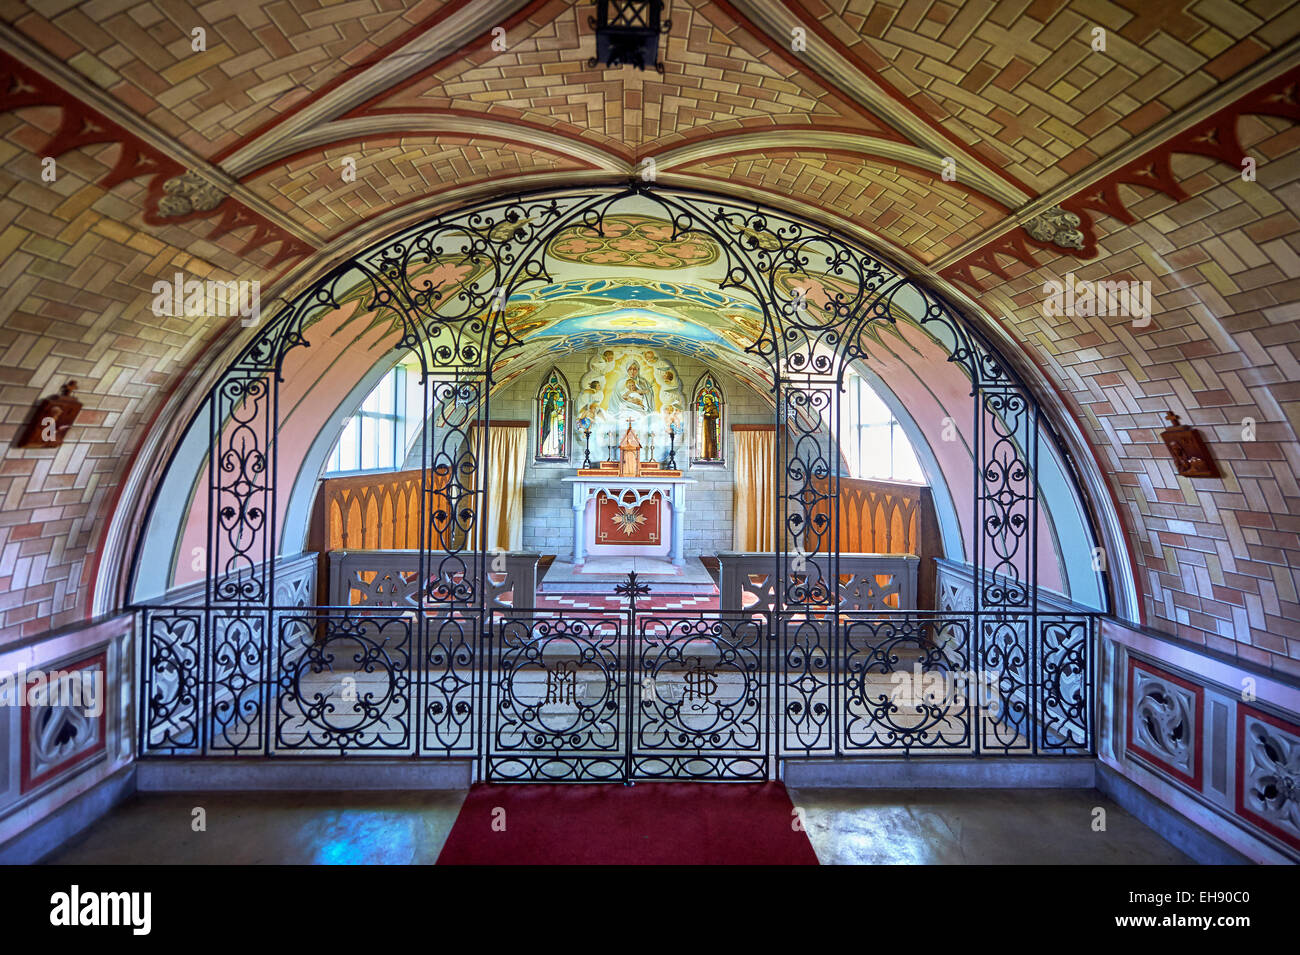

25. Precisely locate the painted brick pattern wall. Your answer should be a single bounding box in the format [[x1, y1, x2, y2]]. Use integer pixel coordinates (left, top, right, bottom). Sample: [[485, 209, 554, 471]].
[[0, 107, 276, 645], [965, 117, 1300, 676], [802, 0, 1300, 191], [0, 0, 1296, 682]]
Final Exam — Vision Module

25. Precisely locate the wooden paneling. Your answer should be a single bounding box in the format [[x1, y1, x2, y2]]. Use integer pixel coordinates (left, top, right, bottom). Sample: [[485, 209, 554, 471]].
[[806, 476, 941, 610]]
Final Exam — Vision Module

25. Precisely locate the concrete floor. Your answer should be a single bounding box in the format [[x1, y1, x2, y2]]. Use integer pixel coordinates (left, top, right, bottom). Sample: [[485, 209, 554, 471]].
[[47, 791, 467, 865], [788, 787, 1191, 864], [45, 785, 1188, 865]]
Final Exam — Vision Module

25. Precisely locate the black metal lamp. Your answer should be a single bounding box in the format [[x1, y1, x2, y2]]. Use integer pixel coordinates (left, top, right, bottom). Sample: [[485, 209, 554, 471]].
[[588, 0, 670, 73], [581, 417, 593, 468]]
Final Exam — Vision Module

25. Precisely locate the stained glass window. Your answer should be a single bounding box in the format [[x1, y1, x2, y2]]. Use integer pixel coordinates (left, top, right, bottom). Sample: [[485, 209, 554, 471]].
[[537, 370, 568, 459], [692, 374, 723, 463]]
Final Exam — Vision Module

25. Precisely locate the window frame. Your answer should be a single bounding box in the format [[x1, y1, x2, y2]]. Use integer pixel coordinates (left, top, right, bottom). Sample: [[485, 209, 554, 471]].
[[845, 372, 924, 484], [325, 365, 409, 475]]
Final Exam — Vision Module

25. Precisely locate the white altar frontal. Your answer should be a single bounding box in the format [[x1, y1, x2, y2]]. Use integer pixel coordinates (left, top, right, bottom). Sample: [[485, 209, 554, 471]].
[[563, 475, 696, 567]]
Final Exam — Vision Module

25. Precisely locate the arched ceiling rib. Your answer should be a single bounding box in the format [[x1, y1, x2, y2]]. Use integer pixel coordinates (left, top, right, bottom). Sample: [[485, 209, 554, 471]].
[[6, 0, 1295, 290]]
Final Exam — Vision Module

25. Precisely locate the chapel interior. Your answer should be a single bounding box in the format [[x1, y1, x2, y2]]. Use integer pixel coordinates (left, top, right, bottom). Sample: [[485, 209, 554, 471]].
[[0, 0, 1298, 870]]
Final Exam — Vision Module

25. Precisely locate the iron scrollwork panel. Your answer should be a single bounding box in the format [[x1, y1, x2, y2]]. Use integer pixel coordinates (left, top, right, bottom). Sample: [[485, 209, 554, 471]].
[[272, 611, 415, 755], [702, 198, 895, 375], [487, 615, 625, 782], [780, 383, 836, 608], [421, 611, 479, 754], [842, 614, 974, 753], [209, 375, 273, 606], [1037, 614, 1091, 752], [779, 614, 835, 755], [207, 610, 268, 754], [139, 608, 203, 754], [977, 615, 1033, 753], [421, 376, 487, 607], [977, 386, 1037, 611], [632, 614, 769, 780]]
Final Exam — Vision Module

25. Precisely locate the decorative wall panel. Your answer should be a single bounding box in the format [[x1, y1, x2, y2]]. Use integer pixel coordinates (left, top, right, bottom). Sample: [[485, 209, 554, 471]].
[[20, 651, 107, 793], [1236, 705, 1300, 852], [1126, 658, 1202, 789]]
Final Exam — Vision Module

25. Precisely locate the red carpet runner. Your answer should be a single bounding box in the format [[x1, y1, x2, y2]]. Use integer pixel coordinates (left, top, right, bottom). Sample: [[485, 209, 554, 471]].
[[437, 781, 819, 865]]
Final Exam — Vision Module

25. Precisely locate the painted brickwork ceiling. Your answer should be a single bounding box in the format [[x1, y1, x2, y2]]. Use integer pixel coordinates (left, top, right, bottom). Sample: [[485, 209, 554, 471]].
[[0, 1, 1298, 675]]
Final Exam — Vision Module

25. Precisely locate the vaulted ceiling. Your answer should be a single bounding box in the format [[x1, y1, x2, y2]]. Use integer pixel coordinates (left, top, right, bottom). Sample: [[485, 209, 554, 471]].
[[5, 0, 1296, 288]]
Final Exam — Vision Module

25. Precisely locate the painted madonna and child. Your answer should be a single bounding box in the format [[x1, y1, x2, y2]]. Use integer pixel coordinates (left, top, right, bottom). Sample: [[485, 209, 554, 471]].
[[574, 346, 723, 466]]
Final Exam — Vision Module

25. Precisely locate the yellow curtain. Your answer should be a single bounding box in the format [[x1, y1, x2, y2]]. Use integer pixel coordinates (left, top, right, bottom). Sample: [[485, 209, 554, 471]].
[[732, 429, 775, 551], [482, 425, 528, 551]]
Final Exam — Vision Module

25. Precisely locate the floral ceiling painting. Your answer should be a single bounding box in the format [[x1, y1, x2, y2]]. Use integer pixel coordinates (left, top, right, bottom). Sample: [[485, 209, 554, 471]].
[[547, 215, 720, 269]]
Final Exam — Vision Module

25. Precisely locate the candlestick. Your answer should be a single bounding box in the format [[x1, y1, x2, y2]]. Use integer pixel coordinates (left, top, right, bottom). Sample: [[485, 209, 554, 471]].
[[666, 425, 678, 470], [582, 427, 593, 468]]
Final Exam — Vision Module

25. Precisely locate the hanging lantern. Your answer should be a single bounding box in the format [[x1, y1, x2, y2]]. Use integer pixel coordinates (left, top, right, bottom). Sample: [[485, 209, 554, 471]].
[[588, 1, 670, 73]]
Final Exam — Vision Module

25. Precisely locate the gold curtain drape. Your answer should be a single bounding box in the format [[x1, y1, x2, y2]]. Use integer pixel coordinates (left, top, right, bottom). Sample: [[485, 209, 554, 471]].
[[732, 428, 775, 551], [478, 424, 528, 552]]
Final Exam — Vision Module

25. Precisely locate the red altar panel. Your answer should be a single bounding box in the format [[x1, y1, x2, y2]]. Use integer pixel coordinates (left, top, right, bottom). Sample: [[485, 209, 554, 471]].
[[595, 491, 661, 545]]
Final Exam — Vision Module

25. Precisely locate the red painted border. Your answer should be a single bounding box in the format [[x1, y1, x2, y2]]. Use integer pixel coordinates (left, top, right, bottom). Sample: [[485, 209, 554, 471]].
[[1126, 656, 1203, 789], [944, 66, 1300, 289], [0, 52, 316, 271], [1235, 702, 1300, 851], [19, 651, 108, 793]]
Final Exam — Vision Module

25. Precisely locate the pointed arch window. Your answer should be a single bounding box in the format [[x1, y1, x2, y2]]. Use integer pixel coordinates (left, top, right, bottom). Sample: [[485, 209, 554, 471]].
[[536, 369, 569, 461], [692, 373, 724, 464]]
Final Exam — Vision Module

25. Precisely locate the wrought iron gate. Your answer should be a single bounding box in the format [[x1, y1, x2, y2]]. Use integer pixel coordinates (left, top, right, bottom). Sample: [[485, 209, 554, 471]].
[[484, 582, 771, 782]]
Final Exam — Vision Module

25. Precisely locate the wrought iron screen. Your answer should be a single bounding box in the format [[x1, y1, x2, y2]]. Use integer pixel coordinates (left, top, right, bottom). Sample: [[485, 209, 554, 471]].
[[133, 184, 1102, 781]]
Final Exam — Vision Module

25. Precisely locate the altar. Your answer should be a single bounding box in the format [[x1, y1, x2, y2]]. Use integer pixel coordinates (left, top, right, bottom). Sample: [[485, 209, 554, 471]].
[[563, 474, 695, 566]]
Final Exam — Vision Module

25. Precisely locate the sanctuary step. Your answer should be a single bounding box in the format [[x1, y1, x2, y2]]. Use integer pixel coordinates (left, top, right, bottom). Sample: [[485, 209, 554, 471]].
[[538, 556, 718, 595]]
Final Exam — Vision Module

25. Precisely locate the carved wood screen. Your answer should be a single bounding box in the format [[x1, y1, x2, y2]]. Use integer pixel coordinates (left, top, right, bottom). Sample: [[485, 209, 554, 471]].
[[308, 466, 458, 602], [311, 468, 426, 551]]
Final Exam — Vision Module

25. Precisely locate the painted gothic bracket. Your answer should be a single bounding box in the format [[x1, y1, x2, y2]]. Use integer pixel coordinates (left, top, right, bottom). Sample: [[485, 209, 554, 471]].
[[942, 66, 1300, 293]]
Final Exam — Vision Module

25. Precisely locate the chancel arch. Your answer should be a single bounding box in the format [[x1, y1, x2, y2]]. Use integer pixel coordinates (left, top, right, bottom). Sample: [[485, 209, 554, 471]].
[[123, 183, 1115, 780]]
